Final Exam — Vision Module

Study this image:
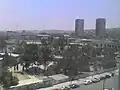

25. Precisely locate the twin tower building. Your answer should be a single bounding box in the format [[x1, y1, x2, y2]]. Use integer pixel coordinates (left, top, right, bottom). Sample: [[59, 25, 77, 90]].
[[75, 18, 106, 37]]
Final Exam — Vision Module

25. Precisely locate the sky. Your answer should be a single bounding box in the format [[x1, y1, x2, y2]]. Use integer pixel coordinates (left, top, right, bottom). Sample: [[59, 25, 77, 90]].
[[0, 0, 119, 30]]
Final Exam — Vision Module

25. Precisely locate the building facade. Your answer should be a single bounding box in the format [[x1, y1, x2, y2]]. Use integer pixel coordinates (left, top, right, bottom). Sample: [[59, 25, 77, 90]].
[[75, 19, 84, 37], [96, 18, 106, 37]]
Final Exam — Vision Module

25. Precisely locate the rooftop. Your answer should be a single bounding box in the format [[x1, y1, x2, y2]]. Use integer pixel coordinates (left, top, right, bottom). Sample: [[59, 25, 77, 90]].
[[0, 53, 19, 57], [36, 34, 50, 37], [49, 74, 69, 81], [26, 41, 42, 45], [75, 39, 114, 44]]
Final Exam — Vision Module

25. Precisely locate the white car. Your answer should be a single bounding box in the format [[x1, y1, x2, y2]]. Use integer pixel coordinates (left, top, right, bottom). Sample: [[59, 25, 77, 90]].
[[93, 78, 100, 82], [61, 86, 70, 90], [104, 72, 112, 77], [84, 80, 92, 85], [93, 75, 101, 81], [99, 74, 106, 80]]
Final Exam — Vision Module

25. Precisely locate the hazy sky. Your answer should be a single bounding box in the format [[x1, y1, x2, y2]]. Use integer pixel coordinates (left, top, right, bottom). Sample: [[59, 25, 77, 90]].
[[0, 0, 119, 30]]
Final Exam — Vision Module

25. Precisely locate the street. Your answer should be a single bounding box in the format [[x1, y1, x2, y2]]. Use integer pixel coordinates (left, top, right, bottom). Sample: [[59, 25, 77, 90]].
[[73, 75, 118, 90]]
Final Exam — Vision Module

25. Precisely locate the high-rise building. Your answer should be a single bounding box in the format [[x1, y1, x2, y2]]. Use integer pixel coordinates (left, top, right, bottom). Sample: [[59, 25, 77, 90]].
[[96, 18, 106, 37], [75, 19, 84, 37]]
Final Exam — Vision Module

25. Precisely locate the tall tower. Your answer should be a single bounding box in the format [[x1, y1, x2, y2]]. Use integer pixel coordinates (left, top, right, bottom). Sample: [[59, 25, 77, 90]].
[[75, 19, 84, 37], [96, 18, 106, 37]]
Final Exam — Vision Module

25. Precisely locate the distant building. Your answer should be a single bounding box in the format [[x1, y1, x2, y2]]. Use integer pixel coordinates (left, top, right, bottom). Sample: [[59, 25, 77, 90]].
[[75, 19, 84, 37], [96, 18, 106, 37], [48, 74, 69, 84], [36, 33, 50, 40], [75, 39, 118, 48]]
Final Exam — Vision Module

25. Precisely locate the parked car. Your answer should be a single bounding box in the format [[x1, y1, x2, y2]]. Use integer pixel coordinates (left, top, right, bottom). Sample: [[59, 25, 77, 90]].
[[93, 75, 100, 81], [104, 73, 112, 78], [111, 72, 114, 77], [105, 75, 111, 78], [100, 76, 106, 80], [92, 78, 100, 83], [99, 74, 106, 80], [84, 80, 92, 85], [52, 88, 61, 90], [61, 86, 71, 90], [69, 84, 80, 89]]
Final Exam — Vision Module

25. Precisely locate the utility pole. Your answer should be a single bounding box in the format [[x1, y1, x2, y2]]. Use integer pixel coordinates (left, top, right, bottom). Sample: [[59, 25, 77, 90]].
[[118, 60, 120, 90], [103, 79, 105, 90], [116, 53, 120, 90]]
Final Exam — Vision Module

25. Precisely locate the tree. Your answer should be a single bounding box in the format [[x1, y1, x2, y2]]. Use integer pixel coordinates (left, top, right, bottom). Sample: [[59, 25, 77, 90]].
[[0, 71, 19, 88], [11, 76, 19, 86], [2, 49, 18, 73], [55, 43, 92, 76], [21, 43, 39, 70], [39, 39, 54, 72], [13, 40, 25, 54], [52, 36, 67, 55], [0, 36, 6, 52], [40, 46, 53, 71]]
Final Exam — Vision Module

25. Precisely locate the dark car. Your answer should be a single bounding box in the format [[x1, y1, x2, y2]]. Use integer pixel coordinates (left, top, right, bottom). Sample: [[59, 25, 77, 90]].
[[105, 75, 111, 78], [111, 73, 114, 77], [69, 84, 80, 89], [100, 76, 106, 80]]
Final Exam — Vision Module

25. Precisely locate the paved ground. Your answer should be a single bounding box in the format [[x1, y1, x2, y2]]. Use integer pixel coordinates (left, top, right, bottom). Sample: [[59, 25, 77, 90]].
[[72, 75, 118, 90], [13, 72, 30, 80]]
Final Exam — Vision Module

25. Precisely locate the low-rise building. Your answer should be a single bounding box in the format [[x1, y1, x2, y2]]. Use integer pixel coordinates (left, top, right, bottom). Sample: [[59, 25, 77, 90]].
[[48, 74, 69, 85], [75, 39, 119, 48]]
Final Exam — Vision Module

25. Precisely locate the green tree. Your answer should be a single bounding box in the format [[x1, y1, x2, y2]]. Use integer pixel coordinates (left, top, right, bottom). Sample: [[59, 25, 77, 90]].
[[13, 40, 25, 54], [40, 46, 53, 71], [21, 43, 39, 70], [0, 37, 6, 52], [0, 71, 19, 88], [11, 76, 19, 86], [39, 39, 54, 72]]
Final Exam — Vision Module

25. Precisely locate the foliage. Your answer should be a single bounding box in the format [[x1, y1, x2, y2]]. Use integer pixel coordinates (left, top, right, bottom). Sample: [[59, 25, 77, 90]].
[[13, 41, 25, 54], [52, 36, 67, 53], [0, 38, 6, 49], [3, 50, 18, 68], [21, 43, 39, 69], [11, 76, 19, 86], [0, 71, 19, 88], [40, 47, 54, 71]]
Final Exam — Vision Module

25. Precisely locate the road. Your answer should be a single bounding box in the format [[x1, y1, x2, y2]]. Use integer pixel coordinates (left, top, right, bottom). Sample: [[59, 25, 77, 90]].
[[73, 75, 118, 90]]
